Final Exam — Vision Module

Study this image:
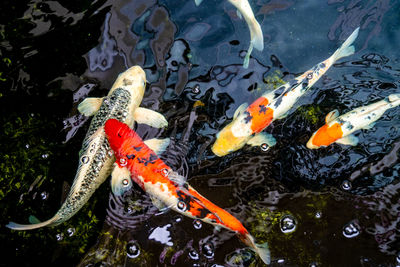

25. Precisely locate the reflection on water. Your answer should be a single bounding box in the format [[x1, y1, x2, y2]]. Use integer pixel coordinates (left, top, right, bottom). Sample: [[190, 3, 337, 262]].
[[1, 0, 400, 266]]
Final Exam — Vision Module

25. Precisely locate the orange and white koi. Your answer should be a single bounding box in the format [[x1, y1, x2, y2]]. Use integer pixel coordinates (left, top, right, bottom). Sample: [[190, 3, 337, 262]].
[[7, 66, 168, 230], [307, 94, 400, 149], [195, 0, 263, 68], [104, 118, 271, 265], [212, 27, 360, 156]]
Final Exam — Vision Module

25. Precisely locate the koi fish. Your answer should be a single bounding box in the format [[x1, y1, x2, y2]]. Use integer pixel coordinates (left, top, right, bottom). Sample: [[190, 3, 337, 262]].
[[307, 94, 400, 149], [211, 27, 360, 156], [104, 118, 271, 265], [7, 66, 168, 230], [195, 0, 263, 68]]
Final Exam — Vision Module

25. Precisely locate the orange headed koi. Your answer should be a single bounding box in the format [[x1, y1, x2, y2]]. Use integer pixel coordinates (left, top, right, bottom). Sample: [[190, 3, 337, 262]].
[[307, 94, 400, 149], [104, 118, 271, 265], [212, 27, 360, 156]]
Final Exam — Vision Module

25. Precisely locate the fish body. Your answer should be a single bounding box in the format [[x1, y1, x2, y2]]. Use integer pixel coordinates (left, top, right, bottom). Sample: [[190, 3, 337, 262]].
[[104, 118, 271, 265], [195, 0, 263, 68], [307, 94, 400, 149], [212, 27, 360, 156], [7, 66, 168, 230]]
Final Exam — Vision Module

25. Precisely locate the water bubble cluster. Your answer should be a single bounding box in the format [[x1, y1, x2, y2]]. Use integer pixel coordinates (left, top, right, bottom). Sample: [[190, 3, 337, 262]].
[[41, 154, 49, 159], [126, 241, 140, 258], [342, 221, 361, 238], [280, 215, 297, 234], [202, 242, 214, 259]]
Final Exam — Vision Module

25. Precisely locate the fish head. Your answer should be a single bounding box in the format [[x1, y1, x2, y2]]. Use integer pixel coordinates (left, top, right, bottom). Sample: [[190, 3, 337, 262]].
[[306, 123, 343, 149], [110, 66, 147, 104], [104, 119, 132, 157], [211, 123, 249, 157]]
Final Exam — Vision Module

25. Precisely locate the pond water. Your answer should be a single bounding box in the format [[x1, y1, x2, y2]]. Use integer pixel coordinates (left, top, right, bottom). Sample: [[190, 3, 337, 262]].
[[1, 0, 400, 266]]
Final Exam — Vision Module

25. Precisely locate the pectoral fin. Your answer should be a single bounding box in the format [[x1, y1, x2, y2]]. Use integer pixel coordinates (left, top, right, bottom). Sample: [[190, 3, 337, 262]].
[[234, 102, 248, 119], [247, 132, 277, 147], [335, 134, 359, 146], [78, 97, 103, 116], [194, 0, 203, 6], [144, 138, 170, 156], [236, 10, 243, 19], [167, 171, 186, 186], [325, 109, 339, 123], [28, 215, 41, 224], [133, 107, 168, 128], [111, 164, 132, 196]]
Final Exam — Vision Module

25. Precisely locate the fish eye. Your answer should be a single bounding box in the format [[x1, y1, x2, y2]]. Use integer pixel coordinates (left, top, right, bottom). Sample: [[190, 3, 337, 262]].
[[177, 201, 187, 211]]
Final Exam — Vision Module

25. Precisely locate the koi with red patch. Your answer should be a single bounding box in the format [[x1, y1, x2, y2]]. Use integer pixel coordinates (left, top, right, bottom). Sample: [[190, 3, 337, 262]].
[[307, 94, 400, 149], [212, 27, 360, 157], [104, 118, 271, 265]]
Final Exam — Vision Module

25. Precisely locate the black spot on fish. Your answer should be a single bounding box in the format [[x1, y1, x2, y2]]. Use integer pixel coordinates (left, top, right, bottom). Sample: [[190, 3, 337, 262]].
[[197, 207, 210, 218], [118, 133, 122, 138], [137, 153, 158, 166], [259, 105, 267, 114], [346, 124, 354, 130], [127, 154, 136, 159], [133, 146, 142, 151], [243, 111, 253, 124], [319, 62, 326, 68]]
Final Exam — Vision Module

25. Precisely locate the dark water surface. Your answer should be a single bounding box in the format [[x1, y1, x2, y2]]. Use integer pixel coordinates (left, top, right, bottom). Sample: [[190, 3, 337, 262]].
[[1, 0, 399, 266]]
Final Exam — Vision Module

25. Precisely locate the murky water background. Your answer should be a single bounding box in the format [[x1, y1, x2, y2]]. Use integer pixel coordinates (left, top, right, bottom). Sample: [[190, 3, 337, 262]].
[[1, 0, 400, 266]]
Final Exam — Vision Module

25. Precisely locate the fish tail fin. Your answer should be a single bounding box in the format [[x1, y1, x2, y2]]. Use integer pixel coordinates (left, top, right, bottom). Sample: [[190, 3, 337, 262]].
[[6, 215, 60, 230], [194, 0, 203, 6], [388, 93, 400, 105], [331, 27, 359, 62], [242, 233, 271, 265]]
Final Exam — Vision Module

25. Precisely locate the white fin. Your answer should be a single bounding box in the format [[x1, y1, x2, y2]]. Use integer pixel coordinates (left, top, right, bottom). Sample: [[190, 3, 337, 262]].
[[7, 215, 61, 230], [194, 0, 203, 6], [335, 134, 359, 146], [133, 107, 168, 128], [276, 111, 289, 120], [247, 132, 277, 147], [234, 102, 248, 119], [236, 10, 243, 19], [362, 122, 376, 130], [144, 138, 170, 156], [325, 109, 339, 123], [168, 171, 186, 186], [244, 234, 271, 265], [243, 43, 253, 69], [331, 27, 359, 61], [111, 165, 132, 196], [249, 18, 263, 52], [77, 97, 103, 116]]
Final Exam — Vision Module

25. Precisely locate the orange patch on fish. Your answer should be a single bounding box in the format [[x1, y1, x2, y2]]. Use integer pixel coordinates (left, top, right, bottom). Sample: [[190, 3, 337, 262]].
[[246, 96, 274, 133], [311, 122, 343, 147]]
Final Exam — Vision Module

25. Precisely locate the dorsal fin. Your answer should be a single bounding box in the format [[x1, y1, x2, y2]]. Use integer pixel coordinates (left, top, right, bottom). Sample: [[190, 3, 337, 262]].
[[325, 109, 339, 124]]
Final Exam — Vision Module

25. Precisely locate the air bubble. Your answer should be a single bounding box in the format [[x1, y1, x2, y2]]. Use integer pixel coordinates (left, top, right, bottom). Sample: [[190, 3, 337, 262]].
[[25, 144, 30, 149], [280, 215, 297, 234], [40, 191, 48, 200], [56, 233, 64, 241], [108, 150, 114, 157], [189, 250, 199, 260], [174, 215, 183, 222], [342, 221, 360, 238], [119, 158, 127, 166], [309, 262, 318, 267], [67, 227, 75, 237], [315, 211, 322, 219], [260, 143, 269, 152], [307, 73, 313, 80], [81, 156, 90, 164], [202, 242, 214, 259], [177, 201, 187, 211], [192, 84, 200, 94], [341, 180, 352, 191], [122, 179, 129, 186], [41, 154, 49, 159], [397, 251, 400, 263], [193, 220, 202, 229], [277, 258, 285, 264], [161, 168, 169, 177], [127, 241, 140, 258]]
